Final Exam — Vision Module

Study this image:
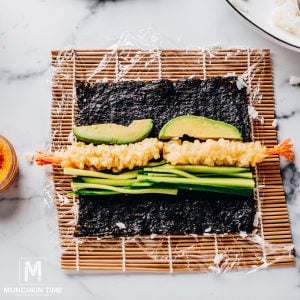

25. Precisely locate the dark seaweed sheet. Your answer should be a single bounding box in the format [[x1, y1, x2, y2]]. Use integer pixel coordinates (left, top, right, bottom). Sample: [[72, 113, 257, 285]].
[[75, 191, 255, 237], [76, 77, 251, 141], [75, 77, 255, 237]]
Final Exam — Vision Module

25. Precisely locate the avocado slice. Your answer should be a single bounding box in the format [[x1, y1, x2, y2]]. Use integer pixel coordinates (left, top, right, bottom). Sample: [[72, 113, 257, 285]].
[[159, 115, 242, 140], [73, 119, 153, 145]]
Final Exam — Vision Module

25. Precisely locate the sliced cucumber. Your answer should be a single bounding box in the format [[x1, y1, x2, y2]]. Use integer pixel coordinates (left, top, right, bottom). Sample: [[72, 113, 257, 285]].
[[137, 175, 255, 189], [73, 190, 120, 196], [64, 167, 138, 179], [163, 165, 250, 175], [71, 182, 178, 195], [143, 167, 198, 179], [79, 177, 137, 186]]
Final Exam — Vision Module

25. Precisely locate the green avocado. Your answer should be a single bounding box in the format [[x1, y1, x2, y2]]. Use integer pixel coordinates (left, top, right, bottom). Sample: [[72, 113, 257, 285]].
[[73, 119, 153, 145], [159, 115, 242, 140]]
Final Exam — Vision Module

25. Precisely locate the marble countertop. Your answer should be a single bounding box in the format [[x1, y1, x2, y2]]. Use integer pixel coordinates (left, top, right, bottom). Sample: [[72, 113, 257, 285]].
[[0, 0, 300, 299]]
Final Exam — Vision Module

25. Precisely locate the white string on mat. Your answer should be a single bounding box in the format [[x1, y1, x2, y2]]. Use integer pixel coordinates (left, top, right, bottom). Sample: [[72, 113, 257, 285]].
[[115, 49, 119, 82], [72, 195, 80, 271], [247, 48, 252, 95], [254, 181, 267, 265], [121, 237, 126, 272], [71, 49, 81, 271], [71, 49, 76, 130], [167, 236, 173, 273], [75, 237, 80, 271], [247, 48, 267, 267], [202, 50, 207, 79], [213, 234, 220, 273], [157, 48, 162, 80], [72, 194, 80, 271]]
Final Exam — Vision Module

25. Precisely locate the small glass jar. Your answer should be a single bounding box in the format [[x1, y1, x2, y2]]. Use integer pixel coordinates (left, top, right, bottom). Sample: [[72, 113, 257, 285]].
[[0, 135, 18, 193]]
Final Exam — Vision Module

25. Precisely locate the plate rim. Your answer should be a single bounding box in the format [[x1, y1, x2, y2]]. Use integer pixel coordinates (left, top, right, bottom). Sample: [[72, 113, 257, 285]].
[[226, 0, 300, 51]]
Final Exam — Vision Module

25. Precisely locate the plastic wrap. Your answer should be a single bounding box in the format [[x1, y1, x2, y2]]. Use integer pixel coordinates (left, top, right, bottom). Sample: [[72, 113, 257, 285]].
[[44, 28, 295, 273]]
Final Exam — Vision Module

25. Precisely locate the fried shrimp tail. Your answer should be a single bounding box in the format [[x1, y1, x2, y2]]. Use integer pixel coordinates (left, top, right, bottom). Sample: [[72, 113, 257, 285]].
[[35, 150, 63, 165], [265, 138, 294, 161]]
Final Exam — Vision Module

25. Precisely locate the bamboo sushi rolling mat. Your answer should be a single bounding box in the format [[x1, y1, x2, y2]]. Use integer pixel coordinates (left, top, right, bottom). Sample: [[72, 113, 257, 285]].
[[51, 49, 295, 272]]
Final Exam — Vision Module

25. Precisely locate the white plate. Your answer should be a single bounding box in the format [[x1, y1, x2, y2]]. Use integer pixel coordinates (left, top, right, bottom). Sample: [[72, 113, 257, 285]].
[[226, 0, 300, 52]]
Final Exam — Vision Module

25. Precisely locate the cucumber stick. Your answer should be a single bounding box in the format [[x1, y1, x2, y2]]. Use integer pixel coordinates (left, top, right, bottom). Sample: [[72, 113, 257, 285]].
[[143, 167, 198, 179], [72, 190, 120, 196], [153, 183, 253, 197], [137, 175, 255, 189], [79, 177, 137, 186], [145, 160, 166, 167], [164, 165, 250, 174], [64, 167, 138, 179], [143, 167, 252, 179], [71, 182, 178, 195]]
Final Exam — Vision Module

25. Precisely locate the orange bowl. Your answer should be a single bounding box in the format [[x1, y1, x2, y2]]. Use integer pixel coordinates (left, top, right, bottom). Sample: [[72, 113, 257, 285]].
[[0, 135, 18, 193]]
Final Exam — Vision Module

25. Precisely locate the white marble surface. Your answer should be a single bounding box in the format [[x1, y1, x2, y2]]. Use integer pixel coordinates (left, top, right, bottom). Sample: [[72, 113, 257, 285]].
[[0, 0, 300, 299]]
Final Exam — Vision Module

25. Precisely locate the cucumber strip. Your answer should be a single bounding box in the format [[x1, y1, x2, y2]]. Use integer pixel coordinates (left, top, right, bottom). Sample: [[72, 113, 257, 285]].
[[131, 181, 252, 196], [134, 180, 253, 196], [71, 185, 252, 197], [79, 177, 137, 186], [71, 182, 178, 195], [144, 171, 252, 179], [192, 172, 253, 179], [137, 175, 255, 189], [153, 183, 253, 197], [162, 165, 250, 174], [225, 172, 253, 179], [144, 173, 180, 178], [143, 167, 198, 179], [64, 167, 138, 179], [145, 160, 167, 167], [73, 190, 120, 196], [128, 182, 154, 188]]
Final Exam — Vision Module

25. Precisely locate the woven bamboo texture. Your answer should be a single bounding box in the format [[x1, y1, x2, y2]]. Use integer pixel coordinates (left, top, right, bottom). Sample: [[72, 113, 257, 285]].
[[51, 49, 295, 272]]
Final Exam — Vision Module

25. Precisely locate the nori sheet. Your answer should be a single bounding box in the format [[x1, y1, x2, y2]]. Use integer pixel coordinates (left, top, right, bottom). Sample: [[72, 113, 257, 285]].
[[75, 77, 255, 237], [76, 77, 251, 141], [75, 191, 255, 237]]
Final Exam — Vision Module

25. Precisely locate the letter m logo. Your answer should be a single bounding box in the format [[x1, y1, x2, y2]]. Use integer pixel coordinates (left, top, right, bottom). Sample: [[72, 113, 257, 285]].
[[19, 257, 46, 285]]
